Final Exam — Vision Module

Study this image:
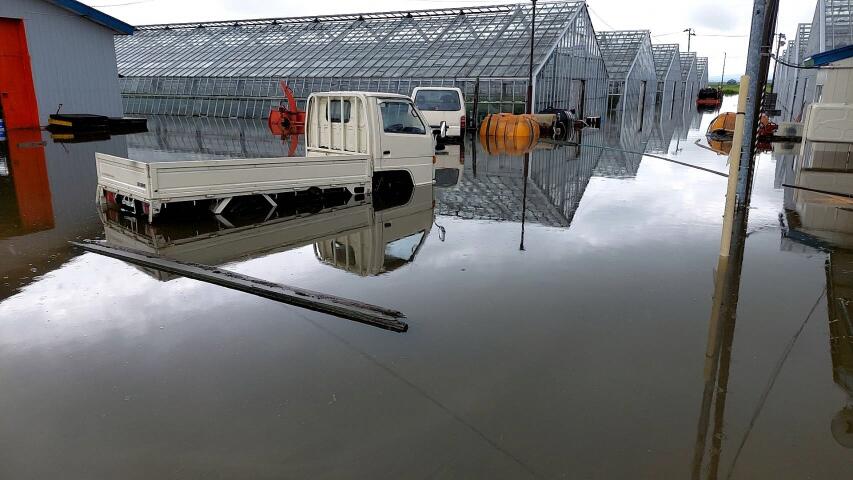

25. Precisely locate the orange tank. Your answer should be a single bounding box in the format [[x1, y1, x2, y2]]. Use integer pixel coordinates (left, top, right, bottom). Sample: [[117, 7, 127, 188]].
[[478, 113, 541, 155]]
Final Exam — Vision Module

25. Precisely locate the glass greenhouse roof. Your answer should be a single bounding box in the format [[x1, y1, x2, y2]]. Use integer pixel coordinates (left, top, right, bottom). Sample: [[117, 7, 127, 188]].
[[115, 2, 585, 79], [679, 52, 697, 80], [651, 44, 679, 80], [594, 30, 651, 80]]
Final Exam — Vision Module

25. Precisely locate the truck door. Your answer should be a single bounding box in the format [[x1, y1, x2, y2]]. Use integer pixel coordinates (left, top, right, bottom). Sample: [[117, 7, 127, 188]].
[[377, 98, 433, 179]]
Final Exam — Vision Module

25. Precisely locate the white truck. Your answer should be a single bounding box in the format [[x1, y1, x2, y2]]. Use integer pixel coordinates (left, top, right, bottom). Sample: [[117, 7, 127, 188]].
[[96, 91, 440, 221]]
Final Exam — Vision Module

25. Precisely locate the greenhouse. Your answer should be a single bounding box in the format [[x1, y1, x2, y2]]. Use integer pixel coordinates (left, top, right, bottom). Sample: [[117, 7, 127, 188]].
[[114, 1, 607, 120], [595, 30, 657, 133], [696, 57, 709, 89], [776, 23, 812, 121], [678, 52, 699, 114], [775, 0, 853, 122], [650, 43, 682, 121]]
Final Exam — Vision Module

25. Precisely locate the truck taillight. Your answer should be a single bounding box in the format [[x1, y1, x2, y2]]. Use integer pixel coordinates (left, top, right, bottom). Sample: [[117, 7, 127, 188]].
[[460, 115, 466, 131]]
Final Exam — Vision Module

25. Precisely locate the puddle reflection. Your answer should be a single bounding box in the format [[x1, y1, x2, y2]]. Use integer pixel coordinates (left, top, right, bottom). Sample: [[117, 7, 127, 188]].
[[2, 96, 853, 478]]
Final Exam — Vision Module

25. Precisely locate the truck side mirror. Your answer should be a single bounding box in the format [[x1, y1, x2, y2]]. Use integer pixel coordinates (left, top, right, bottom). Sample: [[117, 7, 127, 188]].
[[439, 121, 448, 139]]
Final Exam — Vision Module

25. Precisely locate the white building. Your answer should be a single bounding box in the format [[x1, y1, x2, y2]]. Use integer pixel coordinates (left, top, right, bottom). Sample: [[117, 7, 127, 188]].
[[0, 0, 133, 130]]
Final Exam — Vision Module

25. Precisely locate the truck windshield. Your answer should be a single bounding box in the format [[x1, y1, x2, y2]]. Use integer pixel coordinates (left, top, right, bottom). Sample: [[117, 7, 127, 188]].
[[379, 100, 426, 135], [414, 90, 461, 111]]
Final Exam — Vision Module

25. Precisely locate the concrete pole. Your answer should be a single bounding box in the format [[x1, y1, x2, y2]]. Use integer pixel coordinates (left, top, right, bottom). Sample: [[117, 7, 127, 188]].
[[720, 78, 750, 257], [735, 0, 779, 207]]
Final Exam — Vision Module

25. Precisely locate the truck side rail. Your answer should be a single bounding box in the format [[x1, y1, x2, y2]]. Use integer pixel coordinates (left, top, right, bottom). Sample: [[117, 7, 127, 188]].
[[148, 154, 371, 201]]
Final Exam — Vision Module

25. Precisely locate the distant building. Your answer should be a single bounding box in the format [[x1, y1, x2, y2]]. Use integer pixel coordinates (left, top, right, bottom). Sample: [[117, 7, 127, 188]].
[[726, 79, 737, 85], [0, 0, 133, 129]]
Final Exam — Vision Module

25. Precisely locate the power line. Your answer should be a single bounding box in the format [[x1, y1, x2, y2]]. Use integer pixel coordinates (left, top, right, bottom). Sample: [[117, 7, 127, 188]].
[[586, 5, 615, 31], [90, 0, 154, 6]]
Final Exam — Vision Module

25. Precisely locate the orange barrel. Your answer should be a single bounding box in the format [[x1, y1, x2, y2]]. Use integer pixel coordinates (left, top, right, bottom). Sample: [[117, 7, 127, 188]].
[[479, 113, 540, 155]]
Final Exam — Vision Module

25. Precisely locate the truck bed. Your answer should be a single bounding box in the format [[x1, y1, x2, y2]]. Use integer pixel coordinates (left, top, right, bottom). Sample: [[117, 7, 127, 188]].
[[96, 152, 372, 205]]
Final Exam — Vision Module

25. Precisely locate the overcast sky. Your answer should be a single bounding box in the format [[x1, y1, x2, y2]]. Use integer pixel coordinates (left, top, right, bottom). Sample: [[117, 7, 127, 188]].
[[81, 0, 817, 78]]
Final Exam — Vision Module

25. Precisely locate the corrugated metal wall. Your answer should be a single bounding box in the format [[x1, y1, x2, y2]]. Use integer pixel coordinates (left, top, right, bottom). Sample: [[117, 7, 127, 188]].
[[0, 0, 123, 124]]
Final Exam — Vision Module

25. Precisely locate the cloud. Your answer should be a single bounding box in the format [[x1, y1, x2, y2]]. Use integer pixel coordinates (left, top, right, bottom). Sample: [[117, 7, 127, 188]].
[[688, 4, 745, 33]]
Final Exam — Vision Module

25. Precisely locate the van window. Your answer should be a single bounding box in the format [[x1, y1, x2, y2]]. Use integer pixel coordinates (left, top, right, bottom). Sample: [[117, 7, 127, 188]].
[[379, 100, 426, 135], [414, 90, 462, 111], [326, 100, 351, 123]]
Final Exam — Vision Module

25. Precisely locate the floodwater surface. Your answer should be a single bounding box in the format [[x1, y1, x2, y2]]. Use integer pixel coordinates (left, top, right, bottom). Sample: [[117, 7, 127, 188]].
[[1, 97, 852, 479]]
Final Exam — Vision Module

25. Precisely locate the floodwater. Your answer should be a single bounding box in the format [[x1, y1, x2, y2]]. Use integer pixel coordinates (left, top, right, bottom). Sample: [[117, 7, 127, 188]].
[[1, 97, 852, 479]]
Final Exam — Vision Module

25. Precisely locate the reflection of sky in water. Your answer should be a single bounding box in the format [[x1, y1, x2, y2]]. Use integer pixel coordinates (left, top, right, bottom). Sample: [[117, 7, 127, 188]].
[[1, 97, 852, 478]]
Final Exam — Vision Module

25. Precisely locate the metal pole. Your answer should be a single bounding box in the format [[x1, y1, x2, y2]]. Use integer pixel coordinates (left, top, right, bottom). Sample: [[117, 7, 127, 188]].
[[527, 0, 536, 114], [769, 33, 785, 92], [720, 52, 727, 88], [684, 28, 695, 52], [472, 77, 480, 130], [735, 0, 780, 207]]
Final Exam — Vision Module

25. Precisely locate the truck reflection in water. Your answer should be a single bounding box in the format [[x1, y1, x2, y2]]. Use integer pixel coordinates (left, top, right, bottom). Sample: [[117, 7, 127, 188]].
[[100, 184, 434, 280]]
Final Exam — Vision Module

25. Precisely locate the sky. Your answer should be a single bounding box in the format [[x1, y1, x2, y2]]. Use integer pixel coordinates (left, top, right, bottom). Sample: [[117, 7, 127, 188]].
[[81, 0, 818, 78]]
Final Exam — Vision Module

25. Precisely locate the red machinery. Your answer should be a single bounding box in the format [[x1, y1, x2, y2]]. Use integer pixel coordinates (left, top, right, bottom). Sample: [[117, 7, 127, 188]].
[[268, 81, 305, 157]]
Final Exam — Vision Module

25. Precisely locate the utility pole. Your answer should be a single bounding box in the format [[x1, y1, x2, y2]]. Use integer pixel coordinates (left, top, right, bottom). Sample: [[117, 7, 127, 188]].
[[769, 33, 786, 92], [684, 28, 696, 52], [720, 52, 727, 87], [527, 0, 536, 114], [735, 0, 780, 207]]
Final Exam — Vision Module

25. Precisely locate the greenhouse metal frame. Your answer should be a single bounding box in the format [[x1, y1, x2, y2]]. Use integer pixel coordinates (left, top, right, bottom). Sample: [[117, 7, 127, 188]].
[[595, 30, 657, 134], [695, 57, 709, 89], [115, 1, 607, 120], [651, 43, 682, 121], [678, 52, 699, 115], [775, 0, 852, 122], [776, 23, 813, 121]]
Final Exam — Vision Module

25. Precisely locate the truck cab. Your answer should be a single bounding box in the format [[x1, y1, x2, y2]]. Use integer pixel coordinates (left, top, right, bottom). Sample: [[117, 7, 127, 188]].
[[411, 87, 467, 140], [306, 91, 435, 190]]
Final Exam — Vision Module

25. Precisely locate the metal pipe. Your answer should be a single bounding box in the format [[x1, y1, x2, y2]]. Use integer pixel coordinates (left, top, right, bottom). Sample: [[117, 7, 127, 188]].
[[736, 0, 780, 207], [527, 0, 536, 114], [769, 33, 785, 92], [72, 240, 409, 332]]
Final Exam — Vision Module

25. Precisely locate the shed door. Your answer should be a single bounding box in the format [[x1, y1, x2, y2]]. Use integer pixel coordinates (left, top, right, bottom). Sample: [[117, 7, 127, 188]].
[[0, 18, 39, 129]]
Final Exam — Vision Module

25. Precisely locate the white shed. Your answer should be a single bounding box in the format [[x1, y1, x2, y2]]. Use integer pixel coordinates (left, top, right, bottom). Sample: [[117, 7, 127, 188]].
[[0, 0, 132, 129]]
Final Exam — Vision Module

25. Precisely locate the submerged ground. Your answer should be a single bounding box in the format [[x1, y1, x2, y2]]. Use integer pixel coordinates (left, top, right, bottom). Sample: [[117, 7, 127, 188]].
[[1, 97, 851, 479]]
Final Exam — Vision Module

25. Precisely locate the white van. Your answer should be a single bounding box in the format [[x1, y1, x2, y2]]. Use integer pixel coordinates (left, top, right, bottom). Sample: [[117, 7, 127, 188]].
[[412, 87, 467, 139]]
